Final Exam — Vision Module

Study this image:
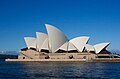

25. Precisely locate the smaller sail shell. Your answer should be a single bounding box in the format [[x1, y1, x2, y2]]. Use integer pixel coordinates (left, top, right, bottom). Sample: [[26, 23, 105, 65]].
[[24, 37, 36, 49]]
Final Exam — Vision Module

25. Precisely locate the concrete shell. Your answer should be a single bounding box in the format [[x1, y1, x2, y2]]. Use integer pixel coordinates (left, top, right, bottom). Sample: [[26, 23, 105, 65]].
[[94, 42, 110, 54], [24, 37, 36, 49], [85, 44, 95, 52], [41, 38, 49, 50], [36, 32, 47, 51], [68, 42, 77, 51], [45, 24, 69, 53], [70, 36, 89, 52], [57, 42, 77, 51], [57, 42, 68, 51], [23, 24, 111, 54]]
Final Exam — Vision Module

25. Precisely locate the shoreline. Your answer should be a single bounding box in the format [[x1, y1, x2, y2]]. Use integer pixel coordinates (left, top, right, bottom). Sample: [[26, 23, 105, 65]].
[[5, 58, 120, 62]]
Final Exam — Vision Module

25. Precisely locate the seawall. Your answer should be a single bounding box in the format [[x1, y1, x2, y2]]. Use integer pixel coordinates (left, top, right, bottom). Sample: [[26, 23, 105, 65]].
[[5, 59, 87, 62], [5, 58, 120, 62]]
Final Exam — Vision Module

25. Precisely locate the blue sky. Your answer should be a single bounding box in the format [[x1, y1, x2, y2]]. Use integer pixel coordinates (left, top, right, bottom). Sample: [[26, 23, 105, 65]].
[[0, 0, 120, 51]]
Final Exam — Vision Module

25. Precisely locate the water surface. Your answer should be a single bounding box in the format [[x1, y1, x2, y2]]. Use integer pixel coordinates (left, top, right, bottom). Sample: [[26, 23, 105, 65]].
[[0, 60, 120, 79]]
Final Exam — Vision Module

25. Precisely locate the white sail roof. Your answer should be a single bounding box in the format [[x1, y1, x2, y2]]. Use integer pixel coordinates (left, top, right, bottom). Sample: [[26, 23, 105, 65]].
[[36, 32, 47, 51], [68, 42, 77, 51], [70, 36, 89, 52], [23, 23, 111, 54], [45, 24, 69, 53], [57, 42, 77, 51], [94, 42, 110, 54], [24, 37, 36, 49], [57, 42, 68, 51], [41, 38, 49, 50], [85, 44, 95, 52]]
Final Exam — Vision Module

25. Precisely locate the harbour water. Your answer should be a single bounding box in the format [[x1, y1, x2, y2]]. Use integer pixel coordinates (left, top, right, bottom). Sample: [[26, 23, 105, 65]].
[[0, 59, 120, 79]]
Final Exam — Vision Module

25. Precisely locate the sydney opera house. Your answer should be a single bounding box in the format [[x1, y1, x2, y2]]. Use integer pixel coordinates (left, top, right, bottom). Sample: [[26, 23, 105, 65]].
[[23, 24, 110, 53], [6, 24, 120, 62]]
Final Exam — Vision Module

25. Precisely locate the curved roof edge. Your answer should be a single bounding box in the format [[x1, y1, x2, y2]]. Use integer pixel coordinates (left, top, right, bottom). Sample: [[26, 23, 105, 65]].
[[56, 42, 68, 51], [70, 36, 90, 52], [85, 44, 95, 52], [68, 42, 77, 51], [24, 37, 36, 49], [41, 38, 50, 51], [94, 42, 110, 54], [56, 42, 77, 51], [36, 32, 47, 51], [45, 24, 69, 53]]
